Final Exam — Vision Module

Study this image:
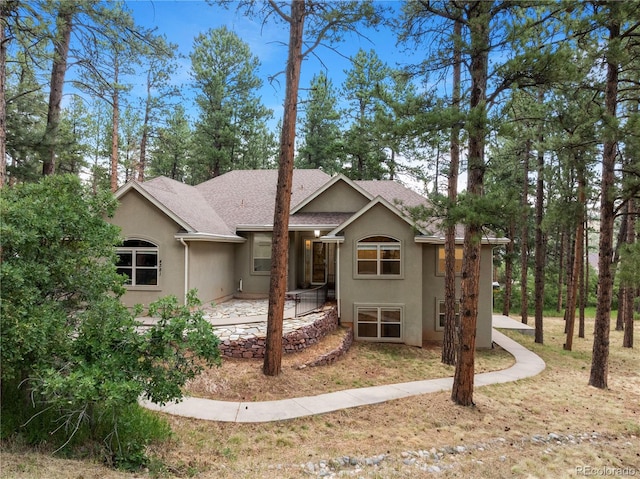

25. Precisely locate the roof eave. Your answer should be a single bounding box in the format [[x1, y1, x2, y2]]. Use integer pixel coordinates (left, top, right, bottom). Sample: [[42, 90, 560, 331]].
[[414, 236, 510, 245], [175, 233, 246, 243], [319, 235, 345, 243], [115, 180, 195, 233], [290, 174, 374, 214], [327, 196, 421, 237]]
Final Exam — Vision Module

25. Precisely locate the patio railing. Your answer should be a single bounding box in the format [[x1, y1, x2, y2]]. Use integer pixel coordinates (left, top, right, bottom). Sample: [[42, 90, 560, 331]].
[[290, 284, 328, 317]]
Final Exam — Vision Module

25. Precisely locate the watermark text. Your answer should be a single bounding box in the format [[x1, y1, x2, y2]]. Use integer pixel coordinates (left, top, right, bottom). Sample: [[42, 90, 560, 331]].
[[576, 465, 638, 476]]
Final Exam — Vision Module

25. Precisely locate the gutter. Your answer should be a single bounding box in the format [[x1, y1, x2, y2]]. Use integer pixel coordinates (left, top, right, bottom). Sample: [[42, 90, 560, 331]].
[[414, 235, 510, 245]]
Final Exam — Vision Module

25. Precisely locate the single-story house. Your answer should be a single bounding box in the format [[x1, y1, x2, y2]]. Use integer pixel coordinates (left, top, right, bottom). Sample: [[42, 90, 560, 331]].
[[110, 169, 507, 348]]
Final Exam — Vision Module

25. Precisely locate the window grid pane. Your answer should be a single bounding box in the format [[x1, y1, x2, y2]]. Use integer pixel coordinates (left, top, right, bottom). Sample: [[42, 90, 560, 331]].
[[381, 309, 401, 323], [357, 261, 377, 275], [380, 261, 400, 275], [136, 252, 157, 267], [358, 323, 378, 337]]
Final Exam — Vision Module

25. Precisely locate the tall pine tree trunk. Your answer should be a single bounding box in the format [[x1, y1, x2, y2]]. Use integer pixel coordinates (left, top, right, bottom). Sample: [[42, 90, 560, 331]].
[[0, 7, 7, 188], [138, 71, 152, 182], [564, 163, 585, 351], [442, 17, 462, 366], [622, 197, 635, 348], [534, 124, 545, 344], [110, 59, 120, 193], [590, 6, 620, 389], [263, 0, 305, 377], [502, 220, 514, 316], [614, 201, 629, 330], [452, 1, 490, 407], [578, 222, 587, 339], [520, 141, 531, 324], [557, 229, 565, 313], [42, 5, 74, 176]]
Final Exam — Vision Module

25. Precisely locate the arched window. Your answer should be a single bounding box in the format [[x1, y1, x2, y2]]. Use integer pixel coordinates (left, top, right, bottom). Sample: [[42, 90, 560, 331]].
[[356, 236, 401, 276], [116, 239, 159, 286]]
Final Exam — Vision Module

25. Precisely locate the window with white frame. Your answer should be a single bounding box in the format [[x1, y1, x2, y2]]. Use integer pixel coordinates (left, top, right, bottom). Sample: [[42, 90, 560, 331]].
[[356, 306, 402, 340], [436, 299, 460, 331], [437, 245, 463, 275], [116, 239, 159, 286], [252, 233, 272, 273], [356, 236, 401, 276]]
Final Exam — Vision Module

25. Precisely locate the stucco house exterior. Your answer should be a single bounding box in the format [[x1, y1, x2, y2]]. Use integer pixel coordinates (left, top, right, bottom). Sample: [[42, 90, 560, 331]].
[[111, 169, 507, 348]]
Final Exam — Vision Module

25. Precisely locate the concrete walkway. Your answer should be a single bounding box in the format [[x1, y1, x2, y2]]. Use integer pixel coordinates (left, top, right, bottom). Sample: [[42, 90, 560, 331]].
[[142, 316, 545, 423]]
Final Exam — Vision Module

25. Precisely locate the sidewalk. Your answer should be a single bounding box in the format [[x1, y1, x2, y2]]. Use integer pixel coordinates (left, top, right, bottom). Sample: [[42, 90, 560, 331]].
[[141, 317, 545, 423]]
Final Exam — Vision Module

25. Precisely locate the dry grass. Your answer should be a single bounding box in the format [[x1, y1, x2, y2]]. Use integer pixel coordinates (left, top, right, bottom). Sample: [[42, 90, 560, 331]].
[[2, 317, 639, 479], [185, 326, 514, 401]]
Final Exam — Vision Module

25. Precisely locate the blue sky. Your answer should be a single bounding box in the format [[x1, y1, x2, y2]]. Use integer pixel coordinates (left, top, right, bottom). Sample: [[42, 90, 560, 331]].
[[125, 0, 424, 120]]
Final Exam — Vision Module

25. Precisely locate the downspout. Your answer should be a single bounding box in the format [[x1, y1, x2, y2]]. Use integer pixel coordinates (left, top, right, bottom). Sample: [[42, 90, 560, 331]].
[[336, 242, 341, 320], [179, 238, 189, 305]]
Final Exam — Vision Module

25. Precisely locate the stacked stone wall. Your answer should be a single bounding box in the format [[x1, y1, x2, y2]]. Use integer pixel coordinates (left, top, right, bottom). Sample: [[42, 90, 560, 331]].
[[301, 327, 354, 368], [219, 306, 338, 359]]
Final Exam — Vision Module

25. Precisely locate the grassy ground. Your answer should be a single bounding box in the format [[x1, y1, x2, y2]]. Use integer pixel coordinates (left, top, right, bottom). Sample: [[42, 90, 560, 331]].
[[185, 327, 514, 402], [1, 316, 638, 478]]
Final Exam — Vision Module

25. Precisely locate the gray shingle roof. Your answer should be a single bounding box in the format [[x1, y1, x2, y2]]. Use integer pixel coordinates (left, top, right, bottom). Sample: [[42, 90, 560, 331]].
[[195, 169, 331, 230], [138, 176, 236, 237], [125, 170, 442, 238], [355, 180, 428, 208], [289, 212, 355, 228]]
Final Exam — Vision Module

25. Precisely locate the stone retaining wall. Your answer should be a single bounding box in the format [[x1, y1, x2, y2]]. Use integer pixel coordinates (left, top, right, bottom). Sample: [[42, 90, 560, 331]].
[[301, 327, 354, 368], [219, 306, 338, 359]]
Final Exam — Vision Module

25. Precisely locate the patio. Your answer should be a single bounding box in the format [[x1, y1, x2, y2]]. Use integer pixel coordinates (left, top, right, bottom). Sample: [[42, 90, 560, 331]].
[[202, 298, 325, 343], [137, 298, 339, 358], [203, 299, 339, 358]]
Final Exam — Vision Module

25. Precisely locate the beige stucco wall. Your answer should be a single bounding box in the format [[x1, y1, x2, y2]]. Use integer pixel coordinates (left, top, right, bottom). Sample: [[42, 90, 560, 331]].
[[188, 241, 236, 304], [421, 243, 494, 348], [233, 232, 298, 298], [337, 203, 424, 347], [298, 180, 369, 213], [109, 190, 185, 309]]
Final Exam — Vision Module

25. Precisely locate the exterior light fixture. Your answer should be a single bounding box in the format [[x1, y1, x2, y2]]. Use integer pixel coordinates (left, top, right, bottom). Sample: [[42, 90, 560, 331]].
[[314, 229, 321, 238]]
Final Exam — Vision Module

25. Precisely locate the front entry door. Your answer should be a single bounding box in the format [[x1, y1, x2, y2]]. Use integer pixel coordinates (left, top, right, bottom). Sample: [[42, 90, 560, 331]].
[[305, 239, 326, 286], [311, 241, 326, 284]]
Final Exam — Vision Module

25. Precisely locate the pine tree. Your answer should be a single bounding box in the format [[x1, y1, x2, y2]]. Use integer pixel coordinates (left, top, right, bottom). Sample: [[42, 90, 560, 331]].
[[189, 26, 272, 181], [297, 72, 343, 174], [148, 105, 192, 182]]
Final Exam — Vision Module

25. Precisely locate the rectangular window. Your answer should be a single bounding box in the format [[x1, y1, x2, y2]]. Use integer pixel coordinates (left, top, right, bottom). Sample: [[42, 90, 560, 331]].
[[356, 306, 402, 341], [253, 233, 272, 273], [437, 245, 463, 275], [436, 299, 460, 331], [356, 237, 401, 276]]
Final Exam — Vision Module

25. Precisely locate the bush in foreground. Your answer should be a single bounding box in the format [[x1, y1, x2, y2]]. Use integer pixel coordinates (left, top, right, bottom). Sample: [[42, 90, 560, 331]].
[[0, 176, 221, 469]]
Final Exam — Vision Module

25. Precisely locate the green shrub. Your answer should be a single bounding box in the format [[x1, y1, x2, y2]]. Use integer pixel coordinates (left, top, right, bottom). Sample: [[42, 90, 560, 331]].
[[0, 176, 221, 469]]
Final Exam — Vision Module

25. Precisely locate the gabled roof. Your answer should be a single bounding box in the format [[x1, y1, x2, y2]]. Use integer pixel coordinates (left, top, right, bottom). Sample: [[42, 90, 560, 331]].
[[325, 196, 425, 239], [195, 169, 331, 230], [289, 212, 354, 230], [116, 169, 485, 242], [355, 179, 428, 209], [290, 174, 373, 214], [115, 176, 242, 241]]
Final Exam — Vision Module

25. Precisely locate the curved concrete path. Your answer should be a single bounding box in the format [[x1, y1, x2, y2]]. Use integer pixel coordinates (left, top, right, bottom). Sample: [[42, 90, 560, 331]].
[[141, 322, 545, 423]]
